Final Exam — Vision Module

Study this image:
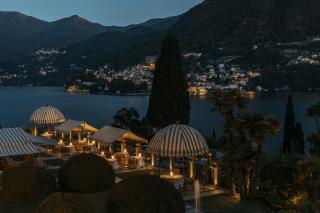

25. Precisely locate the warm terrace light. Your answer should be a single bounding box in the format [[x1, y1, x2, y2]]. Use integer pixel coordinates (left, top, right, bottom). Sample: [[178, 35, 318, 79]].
[[101, 151, 105, 156], [111, 155, 115, 160], [124, 148, 127, 154], [170, 171, 174, 177], [138, 153, 142, 157]]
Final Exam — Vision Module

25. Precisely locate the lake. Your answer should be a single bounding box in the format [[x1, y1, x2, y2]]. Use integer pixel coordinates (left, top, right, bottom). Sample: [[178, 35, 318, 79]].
[[0, 87, 319, 153]]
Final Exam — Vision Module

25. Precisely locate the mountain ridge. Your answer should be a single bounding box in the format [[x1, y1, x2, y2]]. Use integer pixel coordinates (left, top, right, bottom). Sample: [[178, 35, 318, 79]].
[[60, 0, 320, 69], [0, 11, 113, 63]]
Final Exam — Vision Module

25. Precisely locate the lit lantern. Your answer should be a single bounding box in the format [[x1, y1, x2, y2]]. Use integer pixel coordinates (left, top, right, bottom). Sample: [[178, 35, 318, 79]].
[[124, 148, 127, 154], [170, 171, 174, 177], [111, 155, 115, 160], [138, 153, 142, 157], [101, 151, 105, 156]]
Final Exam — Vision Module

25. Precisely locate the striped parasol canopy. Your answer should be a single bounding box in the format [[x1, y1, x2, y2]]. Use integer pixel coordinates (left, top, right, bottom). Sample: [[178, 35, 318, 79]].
[[55, 120, 97, 133], [148, 124, 209, 157], [92, 126, 148, 144], [30, 105, 65, 125], [0, 128, 39, 156]]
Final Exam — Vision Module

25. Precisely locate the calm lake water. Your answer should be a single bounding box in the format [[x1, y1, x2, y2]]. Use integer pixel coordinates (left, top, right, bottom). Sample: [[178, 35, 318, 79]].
[[0, 87, 319, 153]]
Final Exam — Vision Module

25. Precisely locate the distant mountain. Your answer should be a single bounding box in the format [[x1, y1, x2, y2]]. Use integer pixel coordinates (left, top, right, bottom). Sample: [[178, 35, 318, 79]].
[[0, 12, 115, 63], [2, 0, 320, 87], [59, 15, 181, 69], [0, 11, 47, 37], [59, 0, 320, 69], [170, 0, 320, 53], [32, 15, 107, 46]]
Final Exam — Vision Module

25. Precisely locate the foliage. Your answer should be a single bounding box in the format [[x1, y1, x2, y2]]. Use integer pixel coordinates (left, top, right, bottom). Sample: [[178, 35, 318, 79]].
[[35, 192, 94, 213], [210, 88, 248, 119], [111, 107, 153, 139], [308, 102, 320, 129], [257, 155, 320, 211], [307, 102, 320, 156], [146, 34, 190, 128], [0, 165, 57, 201], [107, 175, 185, 213], [308, 131, 320, 156], [58, 153, 115, 193], [295, 157, 320, 205], [111, 107, 141, 130], [252, 64, 320, 91], [211, 88, 280, 201]]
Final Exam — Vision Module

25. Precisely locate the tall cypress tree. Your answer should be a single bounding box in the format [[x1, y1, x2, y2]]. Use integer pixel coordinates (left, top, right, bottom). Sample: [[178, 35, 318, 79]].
[[146, 34, 190, 128], [294, 122, 305, 155], [283, 95, 295, 154]]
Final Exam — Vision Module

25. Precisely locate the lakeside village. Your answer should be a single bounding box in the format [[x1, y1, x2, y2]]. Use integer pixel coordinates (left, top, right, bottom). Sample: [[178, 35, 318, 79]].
[[1, 39, 320, 94], [64, 53, 262, 96], [62, 43, 320, 95]]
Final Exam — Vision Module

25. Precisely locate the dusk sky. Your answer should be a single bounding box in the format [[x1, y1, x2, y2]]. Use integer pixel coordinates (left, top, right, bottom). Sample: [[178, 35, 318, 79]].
[[0, 0, 203, 26]]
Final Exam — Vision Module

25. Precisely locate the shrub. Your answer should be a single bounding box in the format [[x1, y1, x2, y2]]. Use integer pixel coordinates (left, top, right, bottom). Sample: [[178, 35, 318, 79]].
[[0, 165, 57, 201], [58, 153, 115, 193], [107, 175, 185, 213], [36, 192, 94, 213]]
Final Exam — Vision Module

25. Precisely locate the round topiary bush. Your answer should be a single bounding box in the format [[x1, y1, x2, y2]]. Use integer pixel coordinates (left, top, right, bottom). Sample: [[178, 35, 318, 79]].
[[107, 175, 185, 213], [58, 153, 115, 193], [0, 165, 57, 201], [35, 192, 94, 213]]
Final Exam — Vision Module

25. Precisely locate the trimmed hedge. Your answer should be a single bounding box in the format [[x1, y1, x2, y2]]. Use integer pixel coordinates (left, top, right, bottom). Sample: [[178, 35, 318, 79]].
[[0, 165, 57, 201], [107, 175, 185, 213], [36, 192, 94, 213], [58, 153, 115, 193]]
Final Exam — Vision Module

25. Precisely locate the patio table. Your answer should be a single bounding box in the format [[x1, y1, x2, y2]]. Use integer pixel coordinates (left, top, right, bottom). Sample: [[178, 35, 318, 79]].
[[41, 132, 53, 138], [130, 156, 145, 169], [107, 158, 120, 170], [87, 143, 96, 152], [63, 145, 76, 154], [160, 174, 184, 189]]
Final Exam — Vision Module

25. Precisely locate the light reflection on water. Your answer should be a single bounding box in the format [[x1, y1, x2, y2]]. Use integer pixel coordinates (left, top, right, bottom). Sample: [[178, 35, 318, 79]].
[[0, 87, 319, 152]]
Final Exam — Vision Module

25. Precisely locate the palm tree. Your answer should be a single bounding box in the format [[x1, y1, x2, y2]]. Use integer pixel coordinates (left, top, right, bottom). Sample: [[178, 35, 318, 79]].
[[237, 113, 280, 195], [307, 103, 320, 129], [211, 88, 248, 119], [308, 131, 320, 156], [211, 89, 280, 201], [211, 88, 248, 195], [307, 103, 320, 157]]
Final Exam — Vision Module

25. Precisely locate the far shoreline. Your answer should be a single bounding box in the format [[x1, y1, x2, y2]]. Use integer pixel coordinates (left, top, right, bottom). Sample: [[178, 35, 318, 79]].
[[1, 85, 320, 96]]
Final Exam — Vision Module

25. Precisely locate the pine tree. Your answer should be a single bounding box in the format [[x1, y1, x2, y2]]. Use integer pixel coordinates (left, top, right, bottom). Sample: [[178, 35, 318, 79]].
[[146, 34, 190, 128], [283, 95, 295, 154]]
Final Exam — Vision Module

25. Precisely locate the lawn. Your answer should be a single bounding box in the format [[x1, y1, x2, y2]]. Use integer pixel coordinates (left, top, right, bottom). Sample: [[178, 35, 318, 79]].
[[186, 195, 274, 213]]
